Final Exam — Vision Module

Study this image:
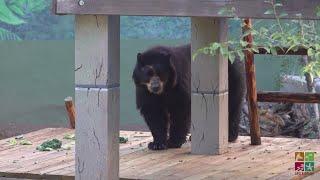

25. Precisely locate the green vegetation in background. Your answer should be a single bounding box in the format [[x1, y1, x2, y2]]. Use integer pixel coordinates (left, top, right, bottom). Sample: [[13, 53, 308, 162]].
[[120, 16, 190, 39], [0, 0, 49, 40]]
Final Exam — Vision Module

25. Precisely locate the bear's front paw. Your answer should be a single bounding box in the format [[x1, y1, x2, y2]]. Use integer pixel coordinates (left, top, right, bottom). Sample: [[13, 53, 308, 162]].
[[148, 141, 167, 150], [167, 140, 184, 149]]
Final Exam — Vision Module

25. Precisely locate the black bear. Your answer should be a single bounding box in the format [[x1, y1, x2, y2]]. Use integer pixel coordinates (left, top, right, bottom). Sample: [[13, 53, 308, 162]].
[[132, 44, 245, 150]]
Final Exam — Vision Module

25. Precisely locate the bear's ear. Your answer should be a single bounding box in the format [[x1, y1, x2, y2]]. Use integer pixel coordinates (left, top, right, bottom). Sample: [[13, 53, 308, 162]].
[[137, 53, 143, 65]]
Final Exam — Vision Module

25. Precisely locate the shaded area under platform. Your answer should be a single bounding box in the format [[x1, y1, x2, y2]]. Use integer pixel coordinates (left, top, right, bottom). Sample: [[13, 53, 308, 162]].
[[0, 128, 319, 180]]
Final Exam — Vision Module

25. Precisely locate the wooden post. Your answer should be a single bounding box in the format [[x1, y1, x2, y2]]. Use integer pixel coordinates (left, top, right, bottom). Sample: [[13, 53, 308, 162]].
[[243, 19, 261, 145], [191, 17, 228, 155], [75, 15, 120, 179], [64, 96, 75, 129]]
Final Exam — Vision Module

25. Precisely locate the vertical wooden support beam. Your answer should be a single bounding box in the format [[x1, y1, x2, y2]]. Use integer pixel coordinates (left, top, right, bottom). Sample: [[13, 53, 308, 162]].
[[75, 15, 120, 179], [191, 17, 228, 155], [243, 19, 261, 145]]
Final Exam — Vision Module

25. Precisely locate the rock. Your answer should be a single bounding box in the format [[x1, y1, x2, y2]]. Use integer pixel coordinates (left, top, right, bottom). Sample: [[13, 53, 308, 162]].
[[239, 102, 319, 139], [280, 75, 308, 93]]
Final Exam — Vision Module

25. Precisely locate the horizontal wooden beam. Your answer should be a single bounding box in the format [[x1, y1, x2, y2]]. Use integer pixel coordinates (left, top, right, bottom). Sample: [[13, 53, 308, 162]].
[[257, 91, 320, 103], [54, 0, 320, 19], [255, 47, 308, 56]]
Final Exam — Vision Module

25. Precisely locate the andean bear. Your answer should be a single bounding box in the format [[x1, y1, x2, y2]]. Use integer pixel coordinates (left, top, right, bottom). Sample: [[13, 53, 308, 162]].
[[132, 44, 245, 150]]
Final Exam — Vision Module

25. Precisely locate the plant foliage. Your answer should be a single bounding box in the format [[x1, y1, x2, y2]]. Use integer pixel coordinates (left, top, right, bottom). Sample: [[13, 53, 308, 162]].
[[0, 0, 48, 40], [0, 27, 20, 40], [194, 0, 320, 78]]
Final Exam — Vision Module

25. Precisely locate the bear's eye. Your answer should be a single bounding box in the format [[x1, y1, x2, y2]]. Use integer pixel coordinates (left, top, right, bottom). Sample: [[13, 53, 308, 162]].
[[142, 66, 154, 76], [146, 69, 154, 76]]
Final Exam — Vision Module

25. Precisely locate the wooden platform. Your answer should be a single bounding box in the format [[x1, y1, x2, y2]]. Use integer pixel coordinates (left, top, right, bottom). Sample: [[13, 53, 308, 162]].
[[0, 128, 319, 180]]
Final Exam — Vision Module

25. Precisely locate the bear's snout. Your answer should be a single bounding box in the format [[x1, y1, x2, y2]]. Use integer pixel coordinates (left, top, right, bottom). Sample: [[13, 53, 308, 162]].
[[148, 76, 163, 94]]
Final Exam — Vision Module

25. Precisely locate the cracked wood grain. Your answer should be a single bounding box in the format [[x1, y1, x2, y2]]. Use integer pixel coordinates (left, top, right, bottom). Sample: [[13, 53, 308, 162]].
[[77, 157, 85, 174], [75, 64, 83, 72], [191, 17, 228, 155], [75, 15, 120, 180], [75, 15, 119, 86], [75, 87, 119, 180]]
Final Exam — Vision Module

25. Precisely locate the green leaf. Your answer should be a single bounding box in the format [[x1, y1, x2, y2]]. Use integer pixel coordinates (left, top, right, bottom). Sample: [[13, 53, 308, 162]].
[[274, 3, 283, 7], [7, 0, 26, 16], [270, 47, 278, 55], [192, 52, 199, 61], [316, 6, 320, 17], [259, 27, 268, 34], [308, 48, 314, 57], [286, 44, 297, 54], [36, 139, 62, 151], [236, 51, 245, 61], [119, 137, 128, 143], [264, 0, 272, 4], [218, 7, 227, 15], [20, 140, 32, 145], [63, 133, 75, 140], [8, 138, 17, 146], [279, 12, 288, 18], [0, 0, 25, 25], [315, 52, 320, 61], [264, 9, 274, 15], [0, 27, 21, 40], [228, 52, 236, 63], [220, 46, 229, 59], [271, 33, 283, 41], [251, 47, 259, 53], [240, 40, 248, 47], [26, 0, 49, 13], [218, 6, 236, 16], [209, 42, 220, 52]]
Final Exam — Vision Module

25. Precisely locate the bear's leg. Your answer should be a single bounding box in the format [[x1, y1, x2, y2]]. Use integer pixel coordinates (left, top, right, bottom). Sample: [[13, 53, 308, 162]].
[[167, 107, 191, 148], [228, 91, 243, 142], [141, 107, 169, 150], [228, 60, 245, 142]]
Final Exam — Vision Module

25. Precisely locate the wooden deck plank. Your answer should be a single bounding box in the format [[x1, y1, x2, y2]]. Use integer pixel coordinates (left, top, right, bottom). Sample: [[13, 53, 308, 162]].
[[0, 132, 74, 171], [231, 140, 314, 179], [0, 129, 72, 159], [0, 128, 71, 152], [44, 162, 75, 176], [0, 128, 319, 180], [38, 158, 75, 175]]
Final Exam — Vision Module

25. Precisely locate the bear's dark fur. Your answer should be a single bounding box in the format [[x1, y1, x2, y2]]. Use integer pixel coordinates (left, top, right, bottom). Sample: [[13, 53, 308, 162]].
[[132, 44, 245, 150]]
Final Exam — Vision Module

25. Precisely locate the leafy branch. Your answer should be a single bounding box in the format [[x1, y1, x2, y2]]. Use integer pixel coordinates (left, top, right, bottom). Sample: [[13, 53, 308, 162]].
[[194, 0, 320, 78]]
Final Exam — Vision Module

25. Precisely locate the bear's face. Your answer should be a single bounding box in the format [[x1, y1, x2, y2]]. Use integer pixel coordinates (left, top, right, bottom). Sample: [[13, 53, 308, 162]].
[[132, 51, 176, 95]]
